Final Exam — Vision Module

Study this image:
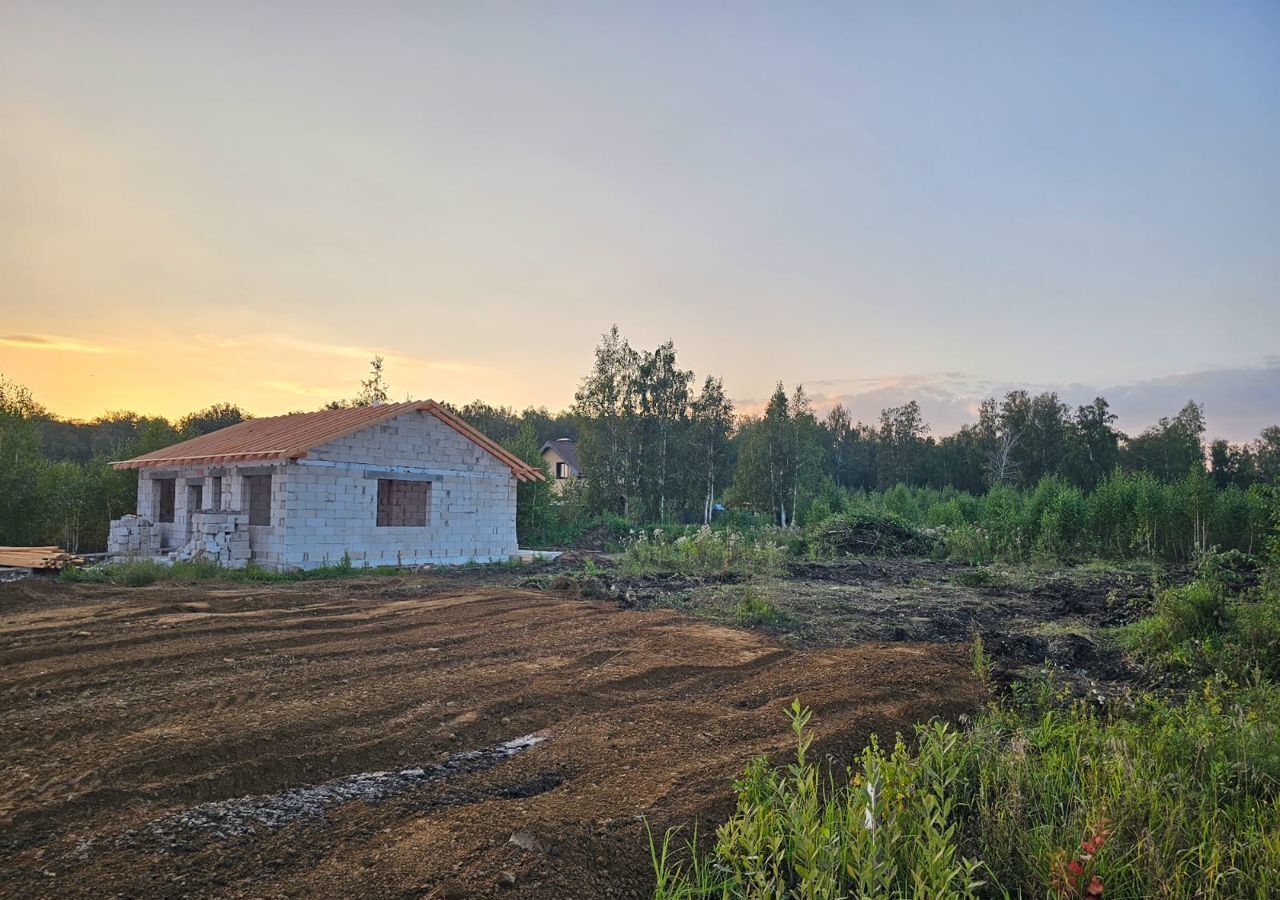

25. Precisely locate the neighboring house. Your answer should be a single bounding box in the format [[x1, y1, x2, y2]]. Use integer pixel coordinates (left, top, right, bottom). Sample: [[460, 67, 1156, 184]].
[[107, 401, 543, 570], [540, 438, 582, 493]]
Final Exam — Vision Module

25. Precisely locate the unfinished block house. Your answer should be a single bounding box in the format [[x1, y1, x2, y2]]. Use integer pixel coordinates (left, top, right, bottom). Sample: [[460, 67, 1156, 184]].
[[107, 402, 543, 570]]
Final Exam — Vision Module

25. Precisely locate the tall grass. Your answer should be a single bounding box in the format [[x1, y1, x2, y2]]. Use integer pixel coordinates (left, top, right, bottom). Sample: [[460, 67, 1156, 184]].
[[622, 525, 790, 575], [653, 684, 1280, 899], [1118, 551, 1280, 682], [60, 554, 403, 586]]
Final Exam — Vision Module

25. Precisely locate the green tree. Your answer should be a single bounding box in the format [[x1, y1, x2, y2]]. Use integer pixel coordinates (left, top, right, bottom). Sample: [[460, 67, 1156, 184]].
[[789, 386, 826, 523], [178, 403, 249, 439], [574, 326, 640, 517], [730, 384, 796, 525], [35, 460, 89, 552], [1065, 397, 1121, 489], [690, 375, 735, 524], [1125, 400, 1206, 481], [634, 341, 693, 522], [0, 376, 47, 545], [503, 422, 554, 544], [876, 400, 928, 488], [1209, 438, 1255, 489], [355, 355, 390, 406], [994, 390, 1071, 486], [1252, 425, 1280, 484]]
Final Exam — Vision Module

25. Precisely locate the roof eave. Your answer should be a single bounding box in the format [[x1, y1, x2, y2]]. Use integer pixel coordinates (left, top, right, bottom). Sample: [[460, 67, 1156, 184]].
[[111, 449, 302, 470]]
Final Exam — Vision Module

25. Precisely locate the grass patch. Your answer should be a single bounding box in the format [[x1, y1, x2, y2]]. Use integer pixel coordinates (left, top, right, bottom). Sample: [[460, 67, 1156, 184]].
[[731, 585, 784, 627], [61, 554, 405, 586], [951, 565, 1007, 589], [1031, 618, 1098, 640], [622, 525, 788, 576], [1117, 552, 1280, 682]]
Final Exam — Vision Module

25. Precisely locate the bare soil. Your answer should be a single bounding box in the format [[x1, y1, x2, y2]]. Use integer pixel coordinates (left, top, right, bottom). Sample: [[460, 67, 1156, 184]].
[[0, 570, 979, 899], [605, 558, 1164, 691]]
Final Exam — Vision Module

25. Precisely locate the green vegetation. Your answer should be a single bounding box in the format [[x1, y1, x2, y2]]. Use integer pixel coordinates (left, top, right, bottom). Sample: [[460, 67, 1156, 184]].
[[731, 585, 785, 627], [622, 525, 789, 576], [808, 508, 938, 557], [951, 566, 1006, 588], [1118, 551, 1280, 682], [4, 329, 1279, 564], [652, 537, 1280, 899], [622, 478, 1277, 576], [654, 686, 1280, 899], [60, 554, 403, 586], [819, 473, 1272, 565]]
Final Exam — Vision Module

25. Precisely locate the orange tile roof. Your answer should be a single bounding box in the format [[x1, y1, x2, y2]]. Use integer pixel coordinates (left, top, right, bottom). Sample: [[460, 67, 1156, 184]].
[[112, 401, 545, 481]]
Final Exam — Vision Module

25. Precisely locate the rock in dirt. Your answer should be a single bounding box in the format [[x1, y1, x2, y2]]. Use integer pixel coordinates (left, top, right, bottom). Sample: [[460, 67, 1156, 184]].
[[509, 829, 541, 852]]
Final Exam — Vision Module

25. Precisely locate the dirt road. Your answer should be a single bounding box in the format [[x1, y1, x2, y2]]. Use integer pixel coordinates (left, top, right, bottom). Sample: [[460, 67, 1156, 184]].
[[0, 575, 977, 898]]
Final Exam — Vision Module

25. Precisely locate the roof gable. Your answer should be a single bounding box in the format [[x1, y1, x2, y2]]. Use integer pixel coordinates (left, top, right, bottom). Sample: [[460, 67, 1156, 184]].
[[113, 401, 544, 481], [540, 438, 581, 471]]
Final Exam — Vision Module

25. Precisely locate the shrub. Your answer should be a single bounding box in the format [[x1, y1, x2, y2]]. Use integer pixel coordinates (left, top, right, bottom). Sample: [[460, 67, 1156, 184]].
[[653, 701, 983, 898], [943, 523, 994, 565], [1039, 484, 1088, 558], [1120, 551, 1280, 681]]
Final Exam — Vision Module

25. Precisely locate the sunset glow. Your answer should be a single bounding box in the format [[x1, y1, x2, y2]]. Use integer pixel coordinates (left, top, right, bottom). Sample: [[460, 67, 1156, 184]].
[[3, 2, 1277, 438]]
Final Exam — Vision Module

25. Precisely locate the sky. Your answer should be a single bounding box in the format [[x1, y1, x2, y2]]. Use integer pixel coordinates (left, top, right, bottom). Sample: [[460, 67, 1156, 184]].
[[2, 1, 1278, 441]]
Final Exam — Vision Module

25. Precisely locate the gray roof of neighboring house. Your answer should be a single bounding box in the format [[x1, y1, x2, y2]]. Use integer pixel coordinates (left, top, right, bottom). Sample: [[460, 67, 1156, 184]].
[[540, 438, 581, 472]]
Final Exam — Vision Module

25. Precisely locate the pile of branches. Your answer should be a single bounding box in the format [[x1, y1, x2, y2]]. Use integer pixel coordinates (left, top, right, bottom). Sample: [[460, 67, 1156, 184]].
[[811, 511, 938, 558]]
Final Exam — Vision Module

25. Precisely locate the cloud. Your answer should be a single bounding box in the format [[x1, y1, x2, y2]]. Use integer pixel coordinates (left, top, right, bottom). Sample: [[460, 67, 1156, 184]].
[[738, 360, 1280, 443], [0, 334, 114, 353], [191, 333, 481, 374]]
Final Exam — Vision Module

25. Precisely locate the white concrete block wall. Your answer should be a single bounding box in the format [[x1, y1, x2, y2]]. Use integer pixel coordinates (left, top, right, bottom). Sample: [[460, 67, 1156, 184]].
[[130, 462, 288, 566], [282, 410, 519, 569], [119, 410, 519, 570]]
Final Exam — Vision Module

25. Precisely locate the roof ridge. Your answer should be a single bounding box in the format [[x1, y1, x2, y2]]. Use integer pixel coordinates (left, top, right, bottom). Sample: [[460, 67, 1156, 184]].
[[112, 401, 543, 481]]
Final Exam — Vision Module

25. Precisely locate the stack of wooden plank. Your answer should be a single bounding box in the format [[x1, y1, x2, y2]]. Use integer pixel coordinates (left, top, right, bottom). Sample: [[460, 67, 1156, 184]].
[[0, 546, 88, 570]]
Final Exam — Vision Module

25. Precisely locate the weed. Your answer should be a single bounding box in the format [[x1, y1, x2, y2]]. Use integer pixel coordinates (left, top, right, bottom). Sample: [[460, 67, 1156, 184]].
[[731, 585, 783, 627], [970, 633, 993, 689], [952, 566, 1006, 588]]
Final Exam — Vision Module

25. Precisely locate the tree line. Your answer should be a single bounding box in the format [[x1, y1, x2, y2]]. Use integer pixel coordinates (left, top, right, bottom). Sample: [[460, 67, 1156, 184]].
[[569, 328, 1279, 528], [2, 329, 1277, 551]]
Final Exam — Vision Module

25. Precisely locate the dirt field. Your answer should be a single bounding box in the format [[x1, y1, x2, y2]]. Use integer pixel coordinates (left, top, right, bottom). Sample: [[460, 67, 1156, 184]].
[[0, 571, 979, 899], [605, 558, 1162, 692]]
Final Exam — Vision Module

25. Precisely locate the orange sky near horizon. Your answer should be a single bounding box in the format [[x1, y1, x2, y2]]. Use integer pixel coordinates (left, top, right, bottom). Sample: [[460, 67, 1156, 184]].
[[0, 330, 574, 422]]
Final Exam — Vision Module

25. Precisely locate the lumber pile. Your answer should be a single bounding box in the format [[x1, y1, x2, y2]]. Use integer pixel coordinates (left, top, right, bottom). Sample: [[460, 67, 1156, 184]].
[[0, 546, 88, 570]]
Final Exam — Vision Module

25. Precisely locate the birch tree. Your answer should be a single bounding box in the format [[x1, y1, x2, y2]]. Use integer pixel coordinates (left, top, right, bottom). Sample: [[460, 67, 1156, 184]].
[[574, 326, 639, 516], [690, 375, 734, 523], [635, 342, 693, 523]]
